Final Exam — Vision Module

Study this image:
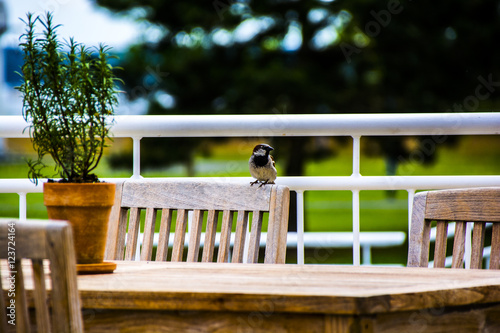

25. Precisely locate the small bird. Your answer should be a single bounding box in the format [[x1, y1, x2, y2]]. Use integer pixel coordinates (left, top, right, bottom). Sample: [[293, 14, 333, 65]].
[[249, 143, 277, 187]]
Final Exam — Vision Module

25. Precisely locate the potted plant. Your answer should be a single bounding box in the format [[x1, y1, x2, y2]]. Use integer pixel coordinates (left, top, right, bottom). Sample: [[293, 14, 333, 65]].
[[16, 12, 121, 273]]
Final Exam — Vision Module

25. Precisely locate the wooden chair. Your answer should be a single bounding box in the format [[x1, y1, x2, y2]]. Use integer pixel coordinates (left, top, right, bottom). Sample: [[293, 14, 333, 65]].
[[0, 219, 83, 333], [105, 180, 290, 264], [407, 187, 500, 269]]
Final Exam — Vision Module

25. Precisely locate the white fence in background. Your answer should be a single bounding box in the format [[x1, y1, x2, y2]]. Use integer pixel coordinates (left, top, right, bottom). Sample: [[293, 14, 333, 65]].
[[1, 113, 500, 265]]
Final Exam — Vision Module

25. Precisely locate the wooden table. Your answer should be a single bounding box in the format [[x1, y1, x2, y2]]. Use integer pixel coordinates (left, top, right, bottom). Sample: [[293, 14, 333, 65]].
[[76, 261, 500, 332]]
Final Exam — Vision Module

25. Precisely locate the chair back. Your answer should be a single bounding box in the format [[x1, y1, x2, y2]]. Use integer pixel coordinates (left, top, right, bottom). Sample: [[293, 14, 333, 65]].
[[0, 219, 83, 332], [105, 180, 290, 264], [407, 187, 500, 269]]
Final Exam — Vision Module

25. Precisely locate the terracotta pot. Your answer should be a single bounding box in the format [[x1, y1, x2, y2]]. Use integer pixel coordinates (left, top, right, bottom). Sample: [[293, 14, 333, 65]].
[[43, 182, 116, 265]]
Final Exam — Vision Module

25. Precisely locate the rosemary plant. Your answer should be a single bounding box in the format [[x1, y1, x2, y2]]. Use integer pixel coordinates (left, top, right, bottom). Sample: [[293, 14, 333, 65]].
[[17, 12, 121, 184]]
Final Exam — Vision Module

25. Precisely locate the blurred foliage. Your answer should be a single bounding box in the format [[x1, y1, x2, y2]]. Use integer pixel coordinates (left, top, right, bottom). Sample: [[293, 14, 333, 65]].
[[98, 0, 500, 175]]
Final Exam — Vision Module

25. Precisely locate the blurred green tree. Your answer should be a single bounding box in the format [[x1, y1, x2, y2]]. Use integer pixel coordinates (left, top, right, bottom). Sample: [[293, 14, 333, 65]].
[[98, 0, 500, 231], [98, 0, 500, 174]]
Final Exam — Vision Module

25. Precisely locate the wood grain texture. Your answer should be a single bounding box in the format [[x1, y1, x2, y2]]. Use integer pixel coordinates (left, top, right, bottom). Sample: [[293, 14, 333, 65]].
[[407, 192, 429, 267], [111, 207, 129, 261], [155, 208, 173, 261], [171, 209, 188, 262], [433, 221, 448, 268], [186, 210, 204, 262], [0, 219, 83, 332], [0, 264, 6, 332], [121, 180, 272, 211], [371, 302, 500, 333], [14, 261, 30, 332], [124, 207, 140, 261], [451, 222, 466, 268], [81, 303, 500, 333], [202, 210, 219, 263], [265, 186, 290, 264], [276, 186, 290, 264], [46, 221, 82, 332], [141, 208, 157, 261], [232, 210, 249, 263], [83, 309, 328, 333], [425, 187, 500, 222], [107, 179, 290, 264], [217, 210, 234, 263], [471, 222, 486, 269], [104, 181, 125, 260], [32, 259, 50, 332], [325, 315, 358, 333], [491, 223, 500, 270], [247, 211, 263, 263]]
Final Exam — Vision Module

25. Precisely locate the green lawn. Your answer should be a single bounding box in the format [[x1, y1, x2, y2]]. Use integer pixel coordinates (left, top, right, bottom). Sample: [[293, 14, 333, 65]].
[[1, 135, 499, 265]]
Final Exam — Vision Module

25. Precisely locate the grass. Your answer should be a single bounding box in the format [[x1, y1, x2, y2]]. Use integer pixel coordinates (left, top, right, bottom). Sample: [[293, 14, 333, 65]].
[[1, 135, 499, 265]]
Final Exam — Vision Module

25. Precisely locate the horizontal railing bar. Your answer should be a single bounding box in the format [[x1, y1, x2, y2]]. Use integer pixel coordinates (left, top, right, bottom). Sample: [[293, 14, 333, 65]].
[[131, 231, 406, 249], [2, 175, 500, 193], [281, 175, 500, 191], [2, 113, 500, 138]]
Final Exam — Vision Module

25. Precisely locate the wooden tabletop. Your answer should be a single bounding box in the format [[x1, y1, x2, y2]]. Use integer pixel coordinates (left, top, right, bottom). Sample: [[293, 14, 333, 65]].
[[76, 261, 500, 316]]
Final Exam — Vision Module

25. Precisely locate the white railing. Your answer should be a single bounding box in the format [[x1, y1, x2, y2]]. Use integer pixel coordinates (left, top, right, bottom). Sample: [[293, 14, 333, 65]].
[[1, 113, 500, 265]]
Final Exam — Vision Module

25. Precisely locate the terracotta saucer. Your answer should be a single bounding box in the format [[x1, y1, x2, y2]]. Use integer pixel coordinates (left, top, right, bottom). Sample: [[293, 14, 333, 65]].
[[76, 261, 117, 275]]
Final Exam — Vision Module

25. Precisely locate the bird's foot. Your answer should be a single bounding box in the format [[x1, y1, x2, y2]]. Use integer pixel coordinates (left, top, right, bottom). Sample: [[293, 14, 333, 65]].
[[250, 180, 259, 186], [259, 180, 275, 187]]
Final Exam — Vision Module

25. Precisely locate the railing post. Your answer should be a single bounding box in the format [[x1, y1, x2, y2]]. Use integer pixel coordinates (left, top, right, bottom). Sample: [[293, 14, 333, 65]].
[[351, 136, 361, 177], [296, 190, 305, 265], [362, 245, 371, 265], [352, 189, 360, 266], [351, 135, 361, 266], [132, 137, 142, 179], [19, 192, 27, 220], [407, 189, 416, 234]]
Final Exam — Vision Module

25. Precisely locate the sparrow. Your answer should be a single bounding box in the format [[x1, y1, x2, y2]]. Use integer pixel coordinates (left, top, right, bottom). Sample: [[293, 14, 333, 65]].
[[249, 143, 277, 187]]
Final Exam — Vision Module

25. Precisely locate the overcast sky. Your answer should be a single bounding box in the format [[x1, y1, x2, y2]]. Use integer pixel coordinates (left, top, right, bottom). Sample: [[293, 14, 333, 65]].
[[1, 0, 141, 50]]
